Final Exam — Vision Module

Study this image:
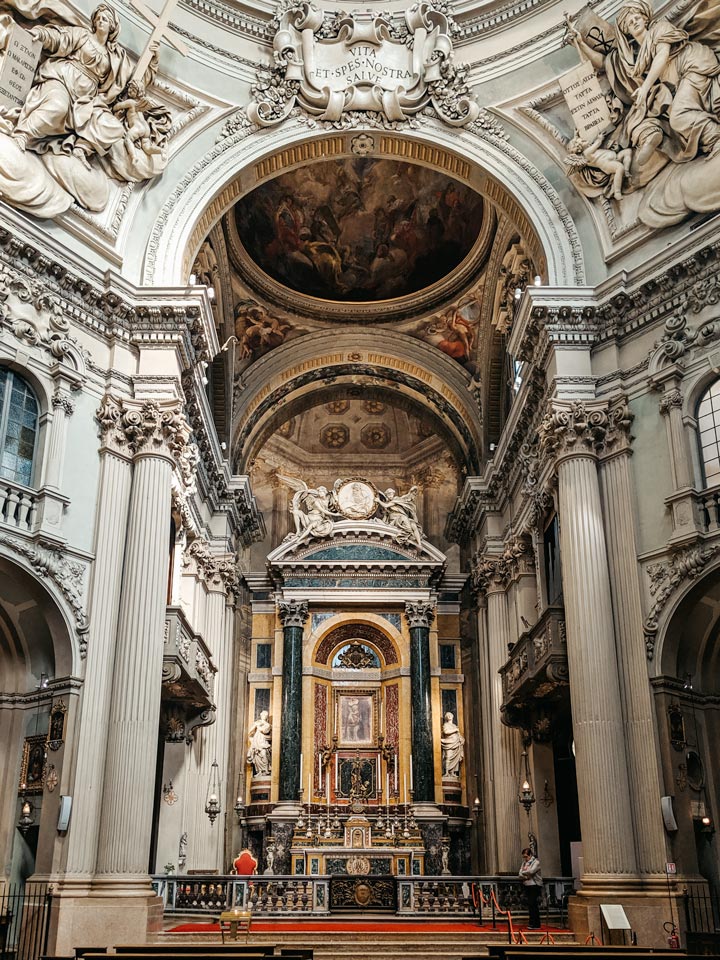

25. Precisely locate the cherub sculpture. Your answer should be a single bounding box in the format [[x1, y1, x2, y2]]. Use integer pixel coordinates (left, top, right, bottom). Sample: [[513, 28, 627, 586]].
[[112, 79, 164, 157], [564, 134, 632, 200]]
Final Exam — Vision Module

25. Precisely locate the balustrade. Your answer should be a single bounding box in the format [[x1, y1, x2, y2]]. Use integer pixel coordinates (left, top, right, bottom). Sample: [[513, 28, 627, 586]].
[[0, 479, 36, 530], [153, 874, 573, 920]]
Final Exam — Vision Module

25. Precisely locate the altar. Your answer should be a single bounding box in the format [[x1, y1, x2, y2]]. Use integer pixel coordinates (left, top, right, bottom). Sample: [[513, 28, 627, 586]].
[[289, 808, 426, 877]]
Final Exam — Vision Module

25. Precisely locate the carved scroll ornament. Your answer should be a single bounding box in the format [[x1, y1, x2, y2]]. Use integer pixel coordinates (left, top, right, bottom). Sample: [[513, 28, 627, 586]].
[[248, 1, 479, 128]]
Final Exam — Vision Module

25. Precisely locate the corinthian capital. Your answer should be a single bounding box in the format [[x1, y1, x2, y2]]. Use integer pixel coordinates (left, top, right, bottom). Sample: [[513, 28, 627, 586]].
[[278, 599, 309, 628], [659, 388, 683, 414], [538, 398, 633, 464], [96, 395, 189, 461], [404, 600, 435, 630], [470, 554, 508, 596]]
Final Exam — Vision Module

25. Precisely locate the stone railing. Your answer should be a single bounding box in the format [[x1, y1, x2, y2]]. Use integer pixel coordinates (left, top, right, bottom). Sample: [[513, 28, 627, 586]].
[[0, 478, 37, 531], [164, 606, 216, 703], [699, 484, 720, 534], [152, 874, 574, 920], [0, 478, 69, 540]]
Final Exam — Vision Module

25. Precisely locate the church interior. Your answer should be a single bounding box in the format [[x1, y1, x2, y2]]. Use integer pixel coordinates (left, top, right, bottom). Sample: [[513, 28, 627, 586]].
[[2, 0, 720, 956]]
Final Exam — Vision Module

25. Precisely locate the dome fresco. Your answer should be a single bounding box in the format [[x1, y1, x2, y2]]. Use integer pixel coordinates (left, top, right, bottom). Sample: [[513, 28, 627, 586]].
[[235, 157, 485, 302]]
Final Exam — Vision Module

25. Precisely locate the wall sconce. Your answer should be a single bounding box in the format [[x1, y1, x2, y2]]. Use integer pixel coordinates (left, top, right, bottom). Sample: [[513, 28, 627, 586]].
[[205, 759, 221, 826], [518, 749, 535, 815], [17, 796, 35, 835], [473, 796, 481, 819]]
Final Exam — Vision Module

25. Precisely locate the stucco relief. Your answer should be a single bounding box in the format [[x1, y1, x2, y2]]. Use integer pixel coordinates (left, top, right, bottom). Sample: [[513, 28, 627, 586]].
[[248, 1, 479, 128], [560, 1, 720, 227], [0, 0, 182, 218]]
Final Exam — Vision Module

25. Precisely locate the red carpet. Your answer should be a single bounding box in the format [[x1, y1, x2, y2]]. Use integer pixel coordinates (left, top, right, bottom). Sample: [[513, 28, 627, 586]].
[[168, 920, 567, 933]]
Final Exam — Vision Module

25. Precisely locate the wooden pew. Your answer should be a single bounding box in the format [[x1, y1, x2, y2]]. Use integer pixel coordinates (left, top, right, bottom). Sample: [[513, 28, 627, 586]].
[[115, 947, 273, 955]]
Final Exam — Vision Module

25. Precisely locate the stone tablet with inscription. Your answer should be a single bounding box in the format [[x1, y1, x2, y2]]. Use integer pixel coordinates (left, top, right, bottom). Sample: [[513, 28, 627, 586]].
[[0, 23, 41, 111], [559, 61, 611, 142]]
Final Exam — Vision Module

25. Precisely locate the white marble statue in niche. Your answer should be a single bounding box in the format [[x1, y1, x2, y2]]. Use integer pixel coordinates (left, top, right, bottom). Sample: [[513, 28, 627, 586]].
[[563, 0, 720, 226], [247, 709, 272, 778], [0, 0, 177, 218], [440, 711, 465, 778]]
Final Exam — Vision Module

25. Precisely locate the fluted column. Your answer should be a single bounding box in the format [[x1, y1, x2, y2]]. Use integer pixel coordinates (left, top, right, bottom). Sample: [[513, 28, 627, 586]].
[[473, 558, 521, 873], [599, 400, 667, 878], [539, 401, 637, 883], [96, 400, 188, 879], [404, 601, 436, 803], [64, 397, 133, 877], [278, 600, 308, 802], [44, 389, 75, 489]]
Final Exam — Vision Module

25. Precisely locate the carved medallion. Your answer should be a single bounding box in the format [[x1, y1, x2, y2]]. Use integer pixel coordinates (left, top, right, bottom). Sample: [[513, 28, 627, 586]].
[[335, 479, 377, 520]]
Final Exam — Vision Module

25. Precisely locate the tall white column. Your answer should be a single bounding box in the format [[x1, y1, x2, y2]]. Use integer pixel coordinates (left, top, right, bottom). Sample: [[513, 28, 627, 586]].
[[96, 400, 187, 881], [474, 556, 521, 873], [540, 401, 637, 884], [64, 397, 133, 878], [599, 402, 667, 878]]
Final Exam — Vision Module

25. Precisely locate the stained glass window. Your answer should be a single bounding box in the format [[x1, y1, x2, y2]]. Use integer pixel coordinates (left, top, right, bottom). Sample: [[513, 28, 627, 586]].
[[698, 381, 720, 486], [0, 369, 38, 486]]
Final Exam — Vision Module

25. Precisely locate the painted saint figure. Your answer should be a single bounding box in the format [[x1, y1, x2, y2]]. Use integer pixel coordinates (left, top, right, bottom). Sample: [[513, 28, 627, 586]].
[[247, 710, 272, 778]]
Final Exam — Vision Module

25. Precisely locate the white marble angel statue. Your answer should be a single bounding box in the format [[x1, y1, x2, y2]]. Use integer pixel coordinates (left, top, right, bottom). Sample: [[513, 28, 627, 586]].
[[378, 485, 423, 548], [279, 474, 340, 545]]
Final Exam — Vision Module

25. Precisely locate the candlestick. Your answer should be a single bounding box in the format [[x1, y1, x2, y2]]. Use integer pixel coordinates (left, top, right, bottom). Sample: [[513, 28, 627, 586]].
[[410, 755, 413, 791], [326, 772, 330, 806], [318, 752, 322, 791], [380, 699, 384, 735], [394, 753, 398, 787], [300, 752, 303, 786], [386, 772, 389, 802], [308, 772, 311, 804], [404, 773, 407, 805]]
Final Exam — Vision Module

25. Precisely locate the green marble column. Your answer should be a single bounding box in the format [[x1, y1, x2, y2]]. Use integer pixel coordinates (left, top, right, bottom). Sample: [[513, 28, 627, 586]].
[[278, 599, 309, 802], [405, 600, 436, 803]]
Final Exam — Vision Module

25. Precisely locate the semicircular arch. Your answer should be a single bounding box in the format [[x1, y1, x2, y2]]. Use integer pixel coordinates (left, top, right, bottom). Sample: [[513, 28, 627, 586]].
[[233, 327, 483, 473], [312, 613, 403, 669], [143, 119, 583, 289], [0, 554, 81, 692]]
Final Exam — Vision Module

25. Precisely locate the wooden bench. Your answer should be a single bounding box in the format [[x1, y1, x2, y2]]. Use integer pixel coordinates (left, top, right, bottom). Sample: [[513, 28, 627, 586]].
[[115, 947, 273, 955], [485, 951, 705, 960]]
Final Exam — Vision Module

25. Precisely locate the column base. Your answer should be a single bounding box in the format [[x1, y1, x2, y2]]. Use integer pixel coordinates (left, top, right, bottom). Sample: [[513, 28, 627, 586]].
[[47, 877, 163, 956], [568, 879, 684, 949]]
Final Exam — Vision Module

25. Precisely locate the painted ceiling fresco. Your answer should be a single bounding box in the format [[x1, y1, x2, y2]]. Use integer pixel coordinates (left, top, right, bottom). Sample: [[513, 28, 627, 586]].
[[235, 158, 485, 302]]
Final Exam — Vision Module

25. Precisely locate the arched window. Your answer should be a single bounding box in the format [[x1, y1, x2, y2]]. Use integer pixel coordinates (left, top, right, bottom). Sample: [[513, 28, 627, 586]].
[[0, 369, 39, 486]]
